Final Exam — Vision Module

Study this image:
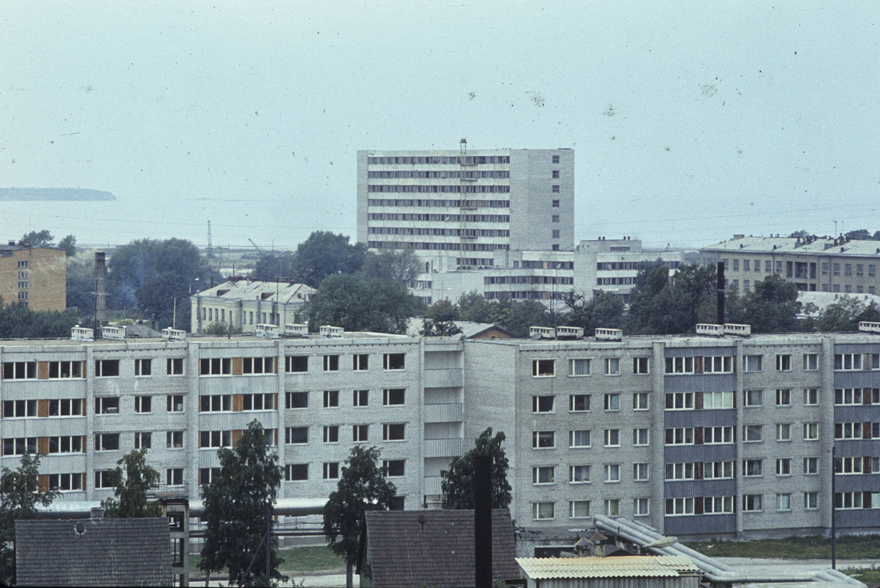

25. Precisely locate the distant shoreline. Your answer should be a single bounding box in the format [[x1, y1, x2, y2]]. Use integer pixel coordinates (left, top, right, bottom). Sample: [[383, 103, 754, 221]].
[[0, 188, 116, 201]]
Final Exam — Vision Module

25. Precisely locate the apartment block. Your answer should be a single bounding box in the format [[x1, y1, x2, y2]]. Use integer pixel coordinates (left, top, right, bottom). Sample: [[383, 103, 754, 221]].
[[0, 244, 66, 311]]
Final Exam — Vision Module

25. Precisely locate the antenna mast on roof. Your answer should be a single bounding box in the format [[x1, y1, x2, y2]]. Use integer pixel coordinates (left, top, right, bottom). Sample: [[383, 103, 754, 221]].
[[207, 220, 215, 258]]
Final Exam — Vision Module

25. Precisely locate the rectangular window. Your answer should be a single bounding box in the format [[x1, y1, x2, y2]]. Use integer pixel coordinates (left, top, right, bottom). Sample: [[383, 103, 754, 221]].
[[134, 359, 151, 376], [47, 361, 83, 379], [165, 395, 184, 413], [604, 358, 620, 375], [665, 462, 695, 481], [665, 392, 694, 410], [633, 463, 650, 481], [703, 461, 735, 480], [47, 436, 84, 454], [804, 388, 819, 405], [95, 433, 120, 451], [834, 354, 864, 371], [743, 495, 763, 512], [134, 432, 151, 449], [533, 502, 555, 520], [604, 429, 620, 447], [383, 460, 405, 477], [323, 426, 339, 443], [200, 395, 232, 412], [744, 459, 763, 477], [200, 358, 231, 375], [166, 431, 184, 449], [804, 492, 819, 510], [552, 199, 560, 208], [569, 430, 591, 448], [94, 360, 119, 377], [804, 457, 818, 474], [570, 500, 590, 519], [665, 497, 694, 516], [48, 473, 83, 492], [2, 400, 36, 418], [776, 458, 791, 476], [633, 498, 650, 516], [743, 355, 763, 372], [569, 358, 591, 376], [285, 356, 308, 373], [323, 355, 339, 372], [834, 388, 865, 405], [776, 389, 791, 406], [95, 397, 119, 415], [383, 353, 405, 370], [702, 356, 734, 374], [286, 391, 308, 409], [353, 354, 369, 371], [532, 396, 554, 413], [242, 357, 274, 374], [776, 355, 791, 372], [569, 395, 590, 412], [803, 422, 819, 440], [2, 437, 36, 456], [532, 466, 555, 485], [632, 357, 649, 374], [569, 465, 590, 483], [383, 389, 405, 405], [836, 492, 866, 509], [604, 464, 620, 483], [633, 392, 649, 411], [242, 393, 274, 411], [776, 423, 791, 441], [286, 427, 308, 444], [744, 390, 763, 407], [803, 354, 818, 371], [134, 396, 152, 414], [743, 425, 763, 442], [632, 428, 650, 446], [605, 499, 621, 517], [665, 427, 694, 445], [323, 462, 339, 480], [703, 426, 734, 444], [323, 390, 339, 408], [1, 362, 36, 380], [166, 358, 184, 375], [383, 423, 405, 441], [352, 425, 369, 442], [703, 391, 734, 409], [532, 359, 555, 377], [199, 468, 220, 486], [533, 431, 555, 449], [551, 215, 559, 223], [665, 356, 694, 374], [167, 469, 184, 486], [604, 393, 620, 411], [703, 496, 735, 514], [552, 155, 560, 164], [95, 471, 113, 489], [286, 464, 308, 482], [353, 389, 369, 407]]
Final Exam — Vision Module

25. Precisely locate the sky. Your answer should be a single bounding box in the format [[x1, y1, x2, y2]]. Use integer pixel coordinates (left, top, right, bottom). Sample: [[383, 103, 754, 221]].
[[2, 1, 878, 251]]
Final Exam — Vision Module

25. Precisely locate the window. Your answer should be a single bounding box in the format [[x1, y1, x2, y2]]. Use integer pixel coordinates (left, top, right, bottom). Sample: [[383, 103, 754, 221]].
[[804, 457, 818, 474], [95, 471, 113, 489], [703, 426, 734, 444], [775, 355, 791, 372], [569, 358, 591, 376], [665, 356, 694, 374], [352, 424, 369, 442], [604, 358, 620, 375], [552, 185, 560, 193], [323, 462, 339, 480], [134, 432, 151, 449], [47, 436, 83, 454], [743, 355, 763, 372], [200, 430, 233, 448], [604, 464, 620, 482], [804, 422, 819, 440], [286, 427, 308, 444], [633, 392, 649, 411], [552, 155, 560, 163], [134, 359, 151, 376], [383, 423, 405, 441], [605, 499, 620, 517], [633, 463, 649, 481], [633, 498, 650, 516], [803, 354, 818, 371], [552, 199, 560, 207], [835, 422, 866, 440], [166, 358, 184, 375], [199, 468, 220, 486], [134, 396, 152, 414], [242, 357, 274, 374], [532, 466, 555, 485], [383, 389, 405, 405], [835, 354, 863, 371], [48, 473, 83, 492], [552, 215, 559, 223], [776, 389, 791, 406], [704, 461, 734, 480], [665, 427, 694, 445], [743, 425, 763, 442], [666, 463, 695, 481], [200, 395, 232, 412], [804, 388, 819, 405], [200, 358, 231, 375], [286, 391, 308, 409], [532, 359, 555, 377], [776, 458, 791, 476], [703, 391, 734, 409], [632, 357, 649, 374], [533, 431, 555, 449], [95, 433, 120, 451], [323, 426, 339, 443], [167, 469, 184, 486], [744, 459, 763, 477], [286, 464, 308, 481], [744, 390, 763, 407], [2, 400, 36, 418], [836, 456, 866, 475], [835, 388, 866, 405], [733, 259, 739, 271], [604, 394, 620, 411], [836, 492, 867, 509], [48, 361, 83, 379], [1, 362, 36, 380], [323, 390, 339, 408], [242, 393, 274, 411], [2, 437, 36, 456], [666, 497, 694, 516], [776, 423, 791, 441], [604, 429, 620, 447], [570, 501, 590, 519], [569, 465, 590, 483], [94, 359, 120, 377], [166, 431, 184, 449], [702, 356, 734, 373], [533, 502, 555, 520], [353, 389, 369, 407], [804, 492, 819, 510], [532, 396, 554, 413], [285, 356, 308, 372], [353, 354, 369, 371], [95, 397, 119, 415], [779, 493, 793, 511], [383, 460, 405, 477], [569, 430, 591, 448], [323, 355, 339, 371], [383, 353, 405, 370], [633, 428, 650, 446], [665, 392, 694, 410], [704, 496, 735, 514], [569, 395, 589, 412], [743, 494, 763, 512], [552, 169, 560, 178]]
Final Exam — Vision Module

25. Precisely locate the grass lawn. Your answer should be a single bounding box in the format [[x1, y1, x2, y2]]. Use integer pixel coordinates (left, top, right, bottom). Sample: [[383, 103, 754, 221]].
[[844, 567, 880, 585], [189, 546, 345, 578], [685, 535, 880, 560]]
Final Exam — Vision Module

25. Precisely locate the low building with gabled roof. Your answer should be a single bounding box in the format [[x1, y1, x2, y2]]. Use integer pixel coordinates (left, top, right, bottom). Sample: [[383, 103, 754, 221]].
[[190, 279, 316, 334]]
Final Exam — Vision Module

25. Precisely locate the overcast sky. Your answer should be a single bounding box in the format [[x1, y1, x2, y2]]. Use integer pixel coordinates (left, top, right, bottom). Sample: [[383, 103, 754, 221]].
[[2, 1, 878, 251]]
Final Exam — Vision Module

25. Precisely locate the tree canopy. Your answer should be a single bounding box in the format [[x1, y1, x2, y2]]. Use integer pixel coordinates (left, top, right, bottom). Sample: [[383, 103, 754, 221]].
[[252, 252, 296, 282], [441, 428, 511, 510], [200, 420, 285, 587], [359, 248, 423, 284], [728, 275, 801, 333], [324, 445, 397, 588], [289, 231, 367, 288], [628, 263, 717, 334], [101, 448, 162, 518], [0, 453, 58, 584], [18, 230, 76, 255], [306, 275, 425, 334], [421, 299, 463, 336], [0, 297, 80, 338]]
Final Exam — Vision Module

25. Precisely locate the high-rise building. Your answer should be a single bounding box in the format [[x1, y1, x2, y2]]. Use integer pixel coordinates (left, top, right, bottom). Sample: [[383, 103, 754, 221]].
[[357, 147, 574, 270]]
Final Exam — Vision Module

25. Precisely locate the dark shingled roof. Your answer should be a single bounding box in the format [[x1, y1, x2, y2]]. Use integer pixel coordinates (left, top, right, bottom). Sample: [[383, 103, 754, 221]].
[[16, 517, 172, 587], [361, 509, 520, 588]]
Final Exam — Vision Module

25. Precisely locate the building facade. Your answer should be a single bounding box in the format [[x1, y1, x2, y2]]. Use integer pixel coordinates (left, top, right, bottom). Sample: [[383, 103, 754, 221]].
[[0, 244, 66, 311], [2, 329, 879, 543], [701, 235, 880, 295], [190, 280, 315, 334]]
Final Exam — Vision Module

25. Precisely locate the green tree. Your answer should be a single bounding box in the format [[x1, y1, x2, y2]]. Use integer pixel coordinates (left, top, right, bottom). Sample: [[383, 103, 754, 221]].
[[421, 299, 462, 336], [0, 453, 58, 584], [0, 297, 80, 338], [101, 448, 162, 518], [57, 235, 77, 257], [558, 290, 625, 333], [306, 275, 425, 334], [289, 231, 368, 288], [19, 229, 54, 248], [441, 428, 511, 510], [200, 420, 285, 587], [628, 263, 717, 334], [66, 253, 95, 318], [730, 275, 801, 333], [359, 248, 423, 284], [324, 446, 397, 588], [813, 296, 880, 332], [252, 253, 295, 282]]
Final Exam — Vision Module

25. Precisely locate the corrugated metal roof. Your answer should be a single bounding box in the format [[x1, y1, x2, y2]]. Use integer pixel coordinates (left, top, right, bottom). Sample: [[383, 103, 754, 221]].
[[516, 556, 700, 580]]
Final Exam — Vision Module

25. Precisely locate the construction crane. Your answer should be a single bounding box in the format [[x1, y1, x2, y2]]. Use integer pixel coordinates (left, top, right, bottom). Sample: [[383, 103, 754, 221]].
[[248, 238, 265, 253], [206, 220, 215, 258]]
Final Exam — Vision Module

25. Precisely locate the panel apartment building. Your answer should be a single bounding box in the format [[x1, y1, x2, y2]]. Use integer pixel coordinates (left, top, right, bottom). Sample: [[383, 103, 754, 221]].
[[0, 243, 66, 311], [357, 148, 575, 270], [2, 329, 880, 546]]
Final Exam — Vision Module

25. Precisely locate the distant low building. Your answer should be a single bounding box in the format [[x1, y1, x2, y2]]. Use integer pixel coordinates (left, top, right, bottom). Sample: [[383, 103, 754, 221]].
[[190, 279, 315, 333], [0, 242, 66, 311]]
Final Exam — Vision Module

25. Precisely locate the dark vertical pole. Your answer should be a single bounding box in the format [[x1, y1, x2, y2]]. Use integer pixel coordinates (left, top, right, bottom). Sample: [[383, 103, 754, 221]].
[[717, 261, 725, 325], [474, 455, 492, 588], [831, 446, 837, 569]]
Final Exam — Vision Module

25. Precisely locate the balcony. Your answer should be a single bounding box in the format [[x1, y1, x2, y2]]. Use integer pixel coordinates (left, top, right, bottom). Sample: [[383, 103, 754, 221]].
[[424, 368, 463, 388], [424, 476, 443, 495], [424, 403, 463, 423], [424, 438, 463, 458]]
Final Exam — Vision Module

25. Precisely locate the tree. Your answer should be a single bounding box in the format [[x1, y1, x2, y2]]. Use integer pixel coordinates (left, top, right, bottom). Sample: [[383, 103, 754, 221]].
[[441, 428, 511, 510], [359, 248, 423, 284], [200, 420, 285, 587], [289, 231, 368, 288], [57, 235, 77, 257], [252, 252, 295, 282], [421, 299, 462, 336], [101, 448, 162, 518], [19, 229, 54, 248], [0, 453, 58, 584], [0, 297, 80, 338], [66, 253, 95, 317], [558, 290, 625, 333], [324, 446, 396, 588], [730, 275, 801, 333], [627, 263, 717, 334], [306, 275, 425, 334]]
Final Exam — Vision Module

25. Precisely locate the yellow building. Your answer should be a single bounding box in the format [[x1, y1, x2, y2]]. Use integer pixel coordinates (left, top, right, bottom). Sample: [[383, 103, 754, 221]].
[[0, 245, 66, 311]]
